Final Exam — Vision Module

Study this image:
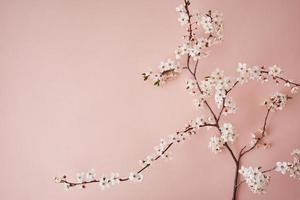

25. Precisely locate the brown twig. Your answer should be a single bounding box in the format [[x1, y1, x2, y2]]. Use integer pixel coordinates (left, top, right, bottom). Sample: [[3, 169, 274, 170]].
[[57, 123, 217, 188]]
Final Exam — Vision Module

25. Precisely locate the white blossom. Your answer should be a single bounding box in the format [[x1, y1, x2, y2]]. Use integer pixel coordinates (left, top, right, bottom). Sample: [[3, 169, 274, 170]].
[[250, 66, 261, 80], [263, 92, 288, 111], [237, 63, 247, 74], [186, 79, 197, 92], [208, 135, 224, 153], [200, 79, 214, 95], [76, 172, 85, 183], [268, 65, 282, 77], [291, 86, 299, 94], [220, 123, 237, 143], [239, 166, 270, 194], [175, 4, 185, 13], [162, 152, 173, 160], [109, 172, 120, 186], [54, 177, 62, 183], [276, 149, 300, 179], [215, 89, 226, 108], [175, 42, 189, 59], [99, 175, 110, 190], [86, 169, 96, 182], [276, 162, 289, 174], [98, 172, 120, 190], [200, 16, 213, 33], [129, 172, 143, 182], [63, 183, 70, 191], [139, 155, 155, 167], [223, 97, 237, 115], [192, 116, 206, 128], [193, 96, 205, 109]]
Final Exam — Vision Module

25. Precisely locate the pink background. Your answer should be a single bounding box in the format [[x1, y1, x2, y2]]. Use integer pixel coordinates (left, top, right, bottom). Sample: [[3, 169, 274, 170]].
[[1, 0, 300, 199]]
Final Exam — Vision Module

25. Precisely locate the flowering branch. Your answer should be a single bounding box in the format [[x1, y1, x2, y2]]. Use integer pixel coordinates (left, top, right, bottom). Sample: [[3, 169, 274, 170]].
[[55, 0, 300, 199]]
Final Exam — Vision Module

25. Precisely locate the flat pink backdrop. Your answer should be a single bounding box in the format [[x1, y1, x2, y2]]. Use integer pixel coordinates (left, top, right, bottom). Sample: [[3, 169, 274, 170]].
[[0, 0, 300, 199]]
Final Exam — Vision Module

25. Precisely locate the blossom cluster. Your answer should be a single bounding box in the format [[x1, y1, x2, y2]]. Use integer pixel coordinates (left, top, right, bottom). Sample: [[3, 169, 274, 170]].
[[54, 170, 142, 191], [185, 68, 237, 112], [183, 63, 299, 116], [139, 117, 211, 167], [143, 2, 224, 86], [208, 123, 236, 153], [237, 63, 289, 85], [236, 63, 299, 94], [239, 166, 270, 194], [276, 149, 300, 179], [175, 7, 223, 61], [263, 92, 288, 111], [99, 172, 120, 190]]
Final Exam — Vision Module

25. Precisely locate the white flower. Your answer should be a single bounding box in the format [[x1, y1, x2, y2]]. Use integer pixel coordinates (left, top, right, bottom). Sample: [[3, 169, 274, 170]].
[[178, 12, 189, 26], [154, 145, 164, 156], [223, 77, 234, 90], [223, 97, 237, 115], [186, 79, 196, 90], [63, 183, 70, 191], [158, 59, 178, 73], [268, 65, 282, 77], [196, 37, 207, 48], [109, 172, 120, 186], [175, 42, 189, 59], [168, 134, 179, 144], [99, 175, 110, 190], [276, 162, 289, 174], [175, 4, 185, 13], [237, 63, 247, 74], [76, 172, 85, 183], [220, 123, 236, 143], [291, 87, 299, 94], [237, 74, 249, 85], [158, 62, 167, 72], [250, 66, 261, 80], [215, 89, 226, 108], [193, 93, 206, 109], [200, 79, 214, 95], [54, 177, 62, 183], [239, 166, 270, 194], [188, 45, 201, 58], [208, 135, 224, 153], [129, 172, 143, 182], [200, 16, 213, 33], [86, 169, 96, 182], [211, 68, 224, 81], [162, 152, 173, 160], [193, 116, 206, 128], [178, 131, 190, 142]]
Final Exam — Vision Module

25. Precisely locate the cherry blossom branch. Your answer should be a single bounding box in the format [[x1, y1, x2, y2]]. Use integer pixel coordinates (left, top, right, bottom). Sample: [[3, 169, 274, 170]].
[[182, 0, 219, 124], [55, 123, 217, 189], [260, 70, 300, 87], [55, 0, 300, 198], [236, 166, 276, 188]]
